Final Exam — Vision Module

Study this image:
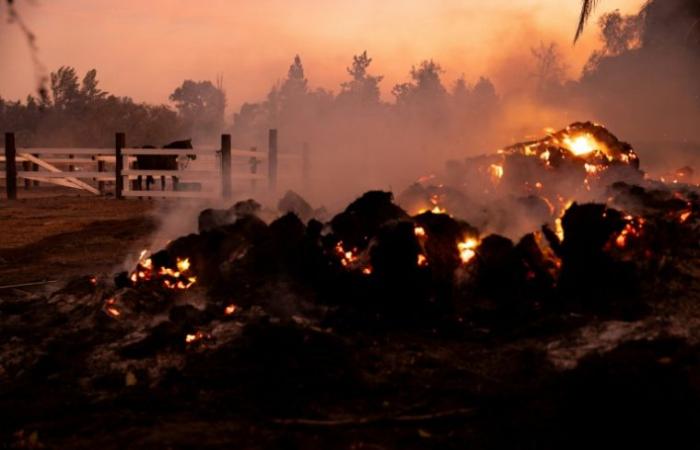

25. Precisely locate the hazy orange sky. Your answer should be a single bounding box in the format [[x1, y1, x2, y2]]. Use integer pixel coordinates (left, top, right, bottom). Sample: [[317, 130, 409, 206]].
[[0, 0, 645, 111]]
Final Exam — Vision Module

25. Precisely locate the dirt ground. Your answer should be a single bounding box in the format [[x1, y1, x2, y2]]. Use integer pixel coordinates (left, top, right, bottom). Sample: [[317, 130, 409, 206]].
[[0, 192, 157, 286]]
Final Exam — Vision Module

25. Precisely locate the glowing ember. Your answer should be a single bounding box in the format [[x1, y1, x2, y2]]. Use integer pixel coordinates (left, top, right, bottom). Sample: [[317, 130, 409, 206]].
[[177, 258, 191, 272], [129, 251, 197, 290], [362, 267, 373, 275], [334, 241, 361, 268], [417, 254, 428, 266], [419, 205, 447, 215], [680, 211, 692, 223], [224, 304, 238, 315], [458, 238, 479, 264], [185, 331, 208, 344], [103, 298, 121, 318], [554, 218, 564, 242], [584, 163, 600, 174], [615, 217, 645, 248], [414, 226, 426, 238], [488, 164, 504, 182], [416, 195, 449, 215], [563, 133, 599, 157]]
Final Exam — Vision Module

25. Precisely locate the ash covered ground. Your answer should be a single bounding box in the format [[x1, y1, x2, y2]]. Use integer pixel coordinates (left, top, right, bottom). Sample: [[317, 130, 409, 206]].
[[2, 124, 700, 449]]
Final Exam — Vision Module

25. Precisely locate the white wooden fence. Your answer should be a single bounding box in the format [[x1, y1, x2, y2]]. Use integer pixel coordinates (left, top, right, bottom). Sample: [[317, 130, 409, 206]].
[[1, 130, 309, 200]]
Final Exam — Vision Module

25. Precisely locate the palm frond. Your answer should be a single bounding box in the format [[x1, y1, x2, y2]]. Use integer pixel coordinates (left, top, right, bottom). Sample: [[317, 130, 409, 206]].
[[574, 0, 599, 43]]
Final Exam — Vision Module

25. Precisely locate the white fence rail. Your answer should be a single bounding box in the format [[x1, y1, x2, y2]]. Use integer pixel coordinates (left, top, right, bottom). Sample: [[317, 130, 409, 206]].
[[2, 130, 309, 200]]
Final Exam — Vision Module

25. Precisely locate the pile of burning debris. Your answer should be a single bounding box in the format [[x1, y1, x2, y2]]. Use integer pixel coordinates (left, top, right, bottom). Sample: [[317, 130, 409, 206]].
[[2, 123, 700, 448], [400, 122, 648, 237]]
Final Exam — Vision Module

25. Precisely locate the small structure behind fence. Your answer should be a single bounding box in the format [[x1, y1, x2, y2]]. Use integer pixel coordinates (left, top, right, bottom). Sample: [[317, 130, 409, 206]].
[[1, 130, 309, 200]]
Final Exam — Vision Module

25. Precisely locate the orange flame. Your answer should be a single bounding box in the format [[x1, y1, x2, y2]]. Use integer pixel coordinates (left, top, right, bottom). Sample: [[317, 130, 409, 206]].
[[458, 238, 479, 264], [562, 133, 599, 157]]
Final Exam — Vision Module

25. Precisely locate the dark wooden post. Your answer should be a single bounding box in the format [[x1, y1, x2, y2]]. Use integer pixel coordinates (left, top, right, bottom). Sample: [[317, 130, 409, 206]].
[[302, 141, 310, 193], [22, 160, 31, 189], [221, 134, 232, 199], [68, 154, 74, 173], [249, 146, 258, 192], [97, 156, 106, 194], [32, 154, 39, 187], [115, 132, 125, 199], [4, 133, 17, 200], [268, 129, 278, 192]]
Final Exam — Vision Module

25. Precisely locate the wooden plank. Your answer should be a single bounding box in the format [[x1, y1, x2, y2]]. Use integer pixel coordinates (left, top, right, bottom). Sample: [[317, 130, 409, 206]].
[[18, 174, 91, 189], [0, 156, 28, 162], [16, 171, 107, 178], [221, 134, 232, 199], [115, 132, 125, 199], [121, 148, 214, 156], [122, 169, 219, 177], [19, 153, 100, 195], [37, 158, 97, 164], [122, 190, 219, 199], [231, 173, 267, 180], [5, 173, 114, 181], [95, 156, 136, 163], [278, 153, 302, 160], [231, 149, 268, 159], [18, 148, 114, 155]]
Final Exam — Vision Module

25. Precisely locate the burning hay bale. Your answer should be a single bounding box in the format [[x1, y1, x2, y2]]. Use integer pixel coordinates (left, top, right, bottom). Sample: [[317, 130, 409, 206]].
[[198, 199, 262, 232], [330, 191, 409, 250], [432, 121, 647, 238], [542, 202, 643, 315]]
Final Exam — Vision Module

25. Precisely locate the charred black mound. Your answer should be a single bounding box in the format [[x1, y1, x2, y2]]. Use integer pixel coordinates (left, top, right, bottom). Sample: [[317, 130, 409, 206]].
[[3, 183, 700, 449]]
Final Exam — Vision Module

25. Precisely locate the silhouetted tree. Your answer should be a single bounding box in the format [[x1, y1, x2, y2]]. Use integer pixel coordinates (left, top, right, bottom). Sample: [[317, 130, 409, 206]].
[[50, 66, 80, 111], [279, 55, 309, 104], [337, 51, 384, 106], [392, 59, 447, 106], [80, 69, 107, 103], [583, 10, 644, 74], [169, 80, 226, 137], [2, 66, 185, 146], [531, 42, 568, 98]]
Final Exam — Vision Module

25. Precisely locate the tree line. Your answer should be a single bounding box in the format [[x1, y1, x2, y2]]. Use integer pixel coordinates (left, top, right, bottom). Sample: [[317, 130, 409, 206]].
[[0, 52, 501, 150]]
